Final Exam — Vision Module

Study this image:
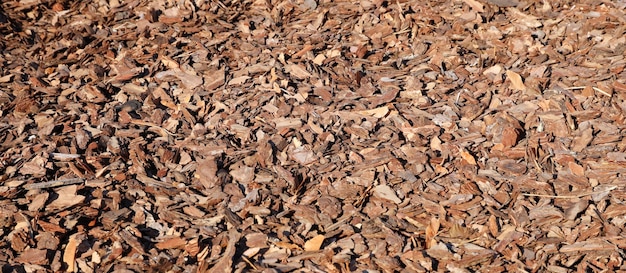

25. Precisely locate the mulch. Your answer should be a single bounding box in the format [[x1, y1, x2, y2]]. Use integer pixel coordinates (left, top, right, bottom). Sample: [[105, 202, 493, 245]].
[[2, 0, 626, 272]]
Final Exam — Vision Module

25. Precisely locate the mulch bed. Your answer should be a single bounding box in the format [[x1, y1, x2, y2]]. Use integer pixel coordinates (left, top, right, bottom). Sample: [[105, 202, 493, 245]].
[[2, 0, 626, 272]]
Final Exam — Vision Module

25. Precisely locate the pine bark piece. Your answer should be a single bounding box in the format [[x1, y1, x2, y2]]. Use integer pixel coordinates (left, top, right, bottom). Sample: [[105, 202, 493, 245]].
[[19, 155, 47, 177], [195, 156, 219, 190], [100, 208, 130, 230], [204, 69, 225, 90], [372, 185, 402, 204], [47, 185, 85, 211], [484, 0, 519, 7], [118, 228, 146, 255], [205, 230, 241, 273], [15, 248, 49, 265], [155, 236, 187, 250]]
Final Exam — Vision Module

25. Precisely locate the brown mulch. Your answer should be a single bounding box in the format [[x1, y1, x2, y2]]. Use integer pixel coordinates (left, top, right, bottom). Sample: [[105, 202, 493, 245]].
[[2, 0, 626, 272]]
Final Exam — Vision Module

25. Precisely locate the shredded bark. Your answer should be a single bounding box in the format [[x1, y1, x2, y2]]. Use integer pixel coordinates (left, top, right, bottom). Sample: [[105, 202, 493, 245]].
[[2, 0, 626, 271]]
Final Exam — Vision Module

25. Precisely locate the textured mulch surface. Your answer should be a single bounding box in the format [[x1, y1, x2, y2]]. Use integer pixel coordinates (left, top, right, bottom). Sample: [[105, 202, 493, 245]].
[[2, 0, 626, 272]]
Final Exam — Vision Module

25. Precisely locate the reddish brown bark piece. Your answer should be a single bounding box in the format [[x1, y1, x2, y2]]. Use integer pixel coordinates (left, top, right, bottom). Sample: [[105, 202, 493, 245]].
[[155, 237, 187, 250]]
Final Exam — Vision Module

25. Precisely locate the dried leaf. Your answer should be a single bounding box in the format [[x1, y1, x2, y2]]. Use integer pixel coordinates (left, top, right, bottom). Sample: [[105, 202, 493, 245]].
[[506, 70, 526, 91], [304, 235, 325, 251]]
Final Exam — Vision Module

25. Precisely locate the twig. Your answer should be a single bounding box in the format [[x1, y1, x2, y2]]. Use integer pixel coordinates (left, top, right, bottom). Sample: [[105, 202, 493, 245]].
[[592, 86, 612, 97], [24, 178, 85, 190], [561, 86, 611, 97], [521, 186, 617, 199], [563, 86, 587, 90], [241, 256, 257, 270]]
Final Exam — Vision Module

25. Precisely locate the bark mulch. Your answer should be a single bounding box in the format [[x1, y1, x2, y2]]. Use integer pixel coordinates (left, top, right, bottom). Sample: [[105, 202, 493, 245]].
[[2, 0, 626, 272]]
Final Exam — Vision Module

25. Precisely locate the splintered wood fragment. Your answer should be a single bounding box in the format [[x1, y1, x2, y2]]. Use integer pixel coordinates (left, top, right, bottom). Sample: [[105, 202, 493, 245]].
[[613, 81, 626, 93], [101, 208, 131, 229], [154, 68, 203, 89], [115, 99, 142, 112], [274, 118, 302, 129], [63, 233, 84, 272], [130, 120, 176, 136], [293, 44, 315, 58], [0, 74, 13, 83], [222, 205, 243, 227], [285, 63, 311, 79], [350, 154, 393, 170], [24, 178, 85, 190], [560, 239, 616, 252], [50, 153, 82, 161], [467, 90, 492, 121], [287, 251, 326, 262], [48, 185, 85, 210], [136, 173, 175, 188], [563, 86, 587, 90], [460, 148, 477, 165], [119, 229, 146, 254], [356, 106, 389, 118]]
